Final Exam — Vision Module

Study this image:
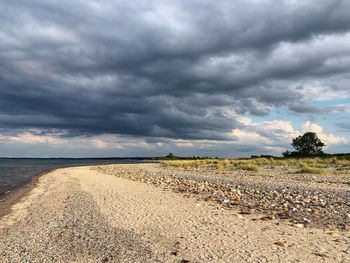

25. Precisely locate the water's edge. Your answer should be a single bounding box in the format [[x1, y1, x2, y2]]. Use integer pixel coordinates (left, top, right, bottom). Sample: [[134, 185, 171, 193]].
[[0, 167, 53, 200], [0, 159, 157, 220], [0, 158, 156, 197], [0, 168, 56, 220]]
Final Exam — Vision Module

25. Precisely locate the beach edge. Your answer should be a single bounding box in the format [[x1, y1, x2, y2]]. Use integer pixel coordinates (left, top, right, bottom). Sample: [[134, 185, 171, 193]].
[[0, 168, 57, 220]]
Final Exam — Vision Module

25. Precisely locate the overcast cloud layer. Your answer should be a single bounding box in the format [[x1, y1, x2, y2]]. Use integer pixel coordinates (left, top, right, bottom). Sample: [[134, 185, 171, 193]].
[[0, 0, 349, 157]]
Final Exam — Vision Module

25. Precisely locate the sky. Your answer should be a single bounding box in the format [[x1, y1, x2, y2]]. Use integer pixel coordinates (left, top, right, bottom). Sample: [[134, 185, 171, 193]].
[[0, 0, 349, 158]]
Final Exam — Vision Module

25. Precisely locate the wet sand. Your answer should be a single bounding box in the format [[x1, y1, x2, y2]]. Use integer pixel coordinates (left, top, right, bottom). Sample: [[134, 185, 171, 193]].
[[0, 172, 43, 219], [0, 165, 349, 262]]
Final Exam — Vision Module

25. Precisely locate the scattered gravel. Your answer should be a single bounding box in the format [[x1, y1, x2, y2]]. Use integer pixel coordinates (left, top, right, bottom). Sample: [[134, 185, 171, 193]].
[[1, 165, 349, 262], [96, 163, 350, 230]]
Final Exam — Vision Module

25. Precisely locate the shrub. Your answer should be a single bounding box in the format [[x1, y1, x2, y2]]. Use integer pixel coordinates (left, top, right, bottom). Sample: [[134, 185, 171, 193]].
[[236, 163, 259, 172], [298, 166, 327, 175]]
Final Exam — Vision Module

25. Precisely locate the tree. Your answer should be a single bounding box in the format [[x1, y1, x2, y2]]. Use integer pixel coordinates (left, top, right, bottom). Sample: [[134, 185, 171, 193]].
[[282, 150, 291, 158], [165, 152, 175, 159], [291, 132, 325, 156]]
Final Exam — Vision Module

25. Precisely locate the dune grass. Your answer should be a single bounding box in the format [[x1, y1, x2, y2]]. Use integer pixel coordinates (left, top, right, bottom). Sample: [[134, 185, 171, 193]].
[[298, 165, 328, 175], [160, 156, 350, 175], [235, 163, 259, 172]]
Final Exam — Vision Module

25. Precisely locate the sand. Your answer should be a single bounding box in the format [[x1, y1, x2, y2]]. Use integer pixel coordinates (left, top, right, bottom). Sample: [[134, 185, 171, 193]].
[[0, 165, 349, 262]]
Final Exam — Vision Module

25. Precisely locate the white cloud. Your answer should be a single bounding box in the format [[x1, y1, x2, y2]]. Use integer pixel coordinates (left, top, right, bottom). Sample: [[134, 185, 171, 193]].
[[0, 119, 347, 157], [0, 132, 67, 145], [250, 120, 299, 138], [231, 129, 269, 145], [172, 139, 194, 147], [230, 118, 347, 153], [91, 138, 109, 149], [301, 121, 347, 145]]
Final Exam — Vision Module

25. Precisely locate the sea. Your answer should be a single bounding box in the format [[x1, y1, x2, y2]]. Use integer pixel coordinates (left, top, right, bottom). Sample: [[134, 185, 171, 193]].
[[0, 158, 150, 198]]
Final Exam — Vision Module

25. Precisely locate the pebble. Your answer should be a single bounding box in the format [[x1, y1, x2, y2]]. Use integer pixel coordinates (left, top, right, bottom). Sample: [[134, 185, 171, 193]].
[[327, 231, 340, 238], [293, 224, 304, 229], [96, 164, 350, 231], [274, 241, 287, 248]]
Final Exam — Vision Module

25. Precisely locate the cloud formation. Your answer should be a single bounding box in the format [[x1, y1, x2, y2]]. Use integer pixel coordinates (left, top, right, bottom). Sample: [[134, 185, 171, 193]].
[[0, 0, 349, 156]]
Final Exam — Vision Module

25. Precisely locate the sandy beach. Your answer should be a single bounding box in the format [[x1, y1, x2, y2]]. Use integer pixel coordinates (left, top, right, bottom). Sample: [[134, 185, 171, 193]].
[[0, 165, 349, 262]]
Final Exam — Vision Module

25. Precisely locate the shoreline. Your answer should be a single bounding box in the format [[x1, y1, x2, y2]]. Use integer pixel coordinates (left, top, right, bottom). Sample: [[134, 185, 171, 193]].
[[0, 168, 55, 220], [2, 163, 350, 230], [1, 164, 349, 262], [0, 160, 155, 220], [0, 159, 157, 215]]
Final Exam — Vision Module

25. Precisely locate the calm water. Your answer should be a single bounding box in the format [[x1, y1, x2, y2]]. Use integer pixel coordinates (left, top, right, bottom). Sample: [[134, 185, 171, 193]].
[[0, 158, 148, 197]]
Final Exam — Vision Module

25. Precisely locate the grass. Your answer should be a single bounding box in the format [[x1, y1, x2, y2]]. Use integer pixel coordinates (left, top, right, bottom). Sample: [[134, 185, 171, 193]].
[[235, 163, 259, 172], [298, 165, 328, 175], [160, 156, 350, 176]]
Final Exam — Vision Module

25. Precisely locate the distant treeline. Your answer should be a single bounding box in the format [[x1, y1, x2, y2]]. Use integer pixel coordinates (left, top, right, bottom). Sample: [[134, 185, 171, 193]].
[[154, 152, 350, 161], [251, 153, 350, 160], [153, 153, 218, 160]]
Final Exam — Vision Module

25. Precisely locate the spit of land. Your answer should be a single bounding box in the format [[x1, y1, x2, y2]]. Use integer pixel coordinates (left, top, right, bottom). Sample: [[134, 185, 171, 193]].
[[0, 159, 349, 262]]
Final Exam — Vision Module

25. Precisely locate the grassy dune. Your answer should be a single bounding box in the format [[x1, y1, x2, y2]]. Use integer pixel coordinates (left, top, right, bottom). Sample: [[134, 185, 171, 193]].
[[161, 157, 350, 175]]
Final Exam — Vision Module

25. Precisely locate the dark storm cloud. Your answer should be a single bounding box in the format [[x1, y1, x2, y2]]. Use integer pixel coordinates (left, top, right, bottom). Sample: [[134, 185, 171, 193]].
[[0, 0, 350, 140]]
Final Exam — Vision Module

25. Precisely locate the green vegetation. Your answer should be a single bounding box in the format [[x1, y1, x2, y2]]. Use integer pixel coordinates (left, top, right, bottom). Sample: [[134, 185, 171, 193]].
[[155, 153, 214, 161], [235, 163, 259, 172], [283, 132, 326, 157], [158, 147, 350, 176], [298, 165, 328, 175], [160, 155, 350, 176]]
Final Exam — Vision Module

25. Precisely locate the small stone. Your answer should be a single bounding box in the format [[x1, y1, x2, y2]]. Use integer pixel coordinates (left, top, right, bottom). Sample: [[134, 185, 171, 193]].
[[260, 215, 275, 221], [345, 225, 350, 233], [311, 208, 318, 214], [222, 199, 230, 204], [232, 195, 241, 205], [239, 209, 252, 215], [202, 194, 212, 201], [293, 223, 304, 228], [303, 198, 311, 203], [303, 218, 311, 223], [327, 231, 339, 238], [101, 257, 109, 263], [274, 241, 287, 248], [314, 251, 328, 258]]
